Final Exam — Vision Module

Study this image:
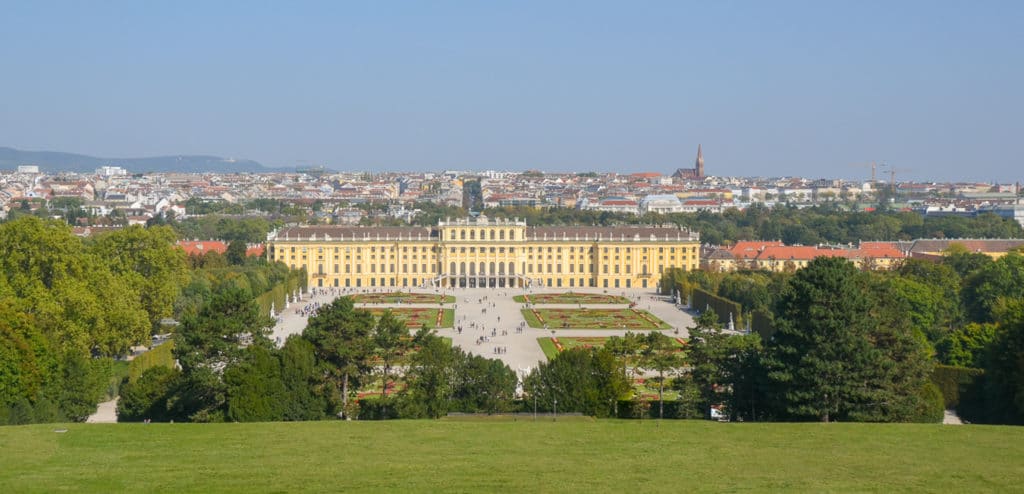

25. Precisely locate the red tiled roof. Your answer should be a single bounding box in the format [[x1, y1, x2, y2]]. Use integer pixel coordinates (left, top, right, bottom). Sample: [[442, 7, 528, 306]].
[[177, 241, 265, 257], [728, 241, 784, 259], [178, 240, 228, 256], [756, 246, 850, 261]]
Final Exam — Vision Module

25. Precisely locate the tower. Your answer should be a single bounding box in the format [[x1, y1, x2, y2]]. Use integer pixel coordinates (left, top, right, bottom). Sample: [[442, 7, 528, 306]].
[[695, 144, 704, 178]]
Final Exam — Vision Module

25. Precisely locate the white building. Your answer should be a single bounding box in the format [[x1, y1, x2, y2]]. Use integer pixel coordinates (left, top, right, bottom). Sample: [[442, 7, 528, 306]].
[[17, 165, 39, 174], [640, 194, 684, 214], [96, 166, 129, 177]]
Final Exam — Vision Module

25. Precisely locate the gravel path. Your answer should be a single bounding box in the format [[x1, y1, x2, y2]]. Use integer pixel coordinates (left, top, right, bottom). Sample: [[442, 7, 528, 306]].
[[86, 397, 118, 423], [269, 286, 696, 377]]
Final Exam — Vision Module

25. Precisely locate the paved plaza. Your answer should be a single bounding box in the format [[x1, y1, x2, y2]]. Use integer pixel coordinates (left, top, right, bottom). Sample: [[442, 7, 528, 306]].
[[270, 286, 696, 376]]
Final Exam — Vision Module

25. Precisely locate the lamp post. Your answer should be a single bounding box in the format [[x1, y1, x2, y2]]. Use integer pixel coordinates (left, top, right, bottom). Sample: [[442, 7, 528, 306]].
[[553, 398, 558, 422]]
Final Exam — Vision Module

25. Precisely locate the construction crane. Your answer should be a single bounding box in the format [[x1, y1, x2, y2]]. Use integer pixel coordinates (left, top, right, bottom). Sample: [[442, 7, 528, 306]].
[[880, 163, 914, 195], [848, 162, 878, 183]]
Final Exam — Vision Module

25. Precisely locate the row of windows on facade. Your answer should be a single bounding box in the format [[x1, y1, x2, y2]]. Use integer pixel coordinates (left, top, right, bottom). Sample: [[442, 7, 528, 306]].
[[282, 253, 686, 264], [285, 245, 696, 255], [301, 261, 672, 276], [445, 229, 518, 241], [312, 276, 652, 289]]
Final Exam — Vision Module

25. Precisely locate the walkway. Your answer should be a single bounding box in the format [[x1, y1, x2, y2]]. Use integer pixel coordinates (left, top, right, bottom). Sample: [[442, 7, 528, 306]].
[[269, 286, 696, 376]]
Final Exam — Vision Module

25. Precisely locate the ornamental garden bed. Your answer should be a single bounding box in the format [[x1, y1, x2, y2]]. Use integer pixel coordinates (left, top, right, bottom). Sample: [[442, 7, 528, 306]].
[[349, 292, 456, 304], [513, 292, 632, 304], [537, 336, 686, 360], [362, 308, 455, 329], [521, 308, 671, 330]]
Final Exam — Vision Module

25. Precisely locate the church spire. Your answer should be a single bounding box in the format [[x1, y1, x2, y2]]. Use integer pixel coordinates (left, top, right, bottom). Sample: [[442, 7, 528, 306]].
[[695, 144, 704, 178]]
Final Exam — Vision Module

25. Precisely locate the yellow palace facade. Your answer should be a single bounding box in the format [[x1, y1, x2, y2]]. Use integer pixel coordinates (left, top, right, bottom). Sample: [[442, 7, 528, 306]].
[[266, 216, 700, 290]]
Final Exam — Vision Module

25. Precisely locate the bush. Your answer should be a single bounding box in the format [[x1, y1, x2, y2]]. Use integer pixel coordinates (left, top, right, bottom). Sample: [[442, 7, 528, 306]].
[[911, 382, 946, 423], [692, 288, 742, 328], [127, 341, 176, 383], [118, 366, 181, 422], [931, 365, 984, 409]]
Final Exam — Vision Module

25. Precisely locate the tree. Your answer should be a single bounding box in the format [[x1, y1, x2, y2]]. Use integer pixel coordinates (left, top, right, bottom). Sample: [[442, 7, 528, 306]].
[[976, 299, 1024, 424], [455, 354, 518, 414], [302, 297, 375, 418], [399, 335, 458, 418], [174, 286, 273, 374], [686, 309, 764, 420], [763, 257, 931, 422], [225, 239, 248, 266], [171, 286, 273, 422], [639, 332, 685, 420], [373, 310, 410, 398], [117, 366, 181, 422], [278, 335, 328, 421], [88, 225, 189, 331], [937, 323, 997, 368], [962, 253, 1024, 323], [523, 347, 628, 418], [941, 245, 992, 279], [55, 351, 108, 422], [225, 345, 287, 422]]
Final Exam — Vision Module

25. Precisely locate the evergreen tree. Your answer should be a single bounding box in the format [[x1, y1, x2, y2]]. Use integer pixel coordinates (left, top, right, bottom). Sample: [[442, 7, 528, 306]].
[[302, 297, 375, 419], [770, 256, 897, 422], [225, 345, 287, 422]]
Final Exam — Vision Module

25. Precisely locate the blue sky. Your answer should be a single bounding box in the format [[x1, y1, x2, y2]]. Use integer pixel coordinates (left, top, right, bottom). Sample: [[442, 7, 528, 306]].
[[1, 1, 1021, 181]]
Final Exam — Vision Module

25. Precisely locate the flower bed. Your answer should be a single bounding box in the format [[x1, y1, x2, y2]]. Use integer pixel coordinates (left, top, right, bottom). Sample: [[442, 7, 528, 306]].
[[362, 308, 455, 328], [513, 292, 632, 304], [349, 292, 455, 304], [520, 308, 670, 329]]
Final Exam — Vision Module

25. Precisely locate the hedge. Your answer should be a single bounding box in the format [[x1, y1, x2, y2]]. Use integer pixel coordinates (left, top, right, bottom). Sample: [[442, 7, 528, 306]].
[[127, 340, 176, 383], [256, 268, 308, 316], [930, 365, 984, 409], [692, 287, 743, 328], [751, 309, 776, 342]]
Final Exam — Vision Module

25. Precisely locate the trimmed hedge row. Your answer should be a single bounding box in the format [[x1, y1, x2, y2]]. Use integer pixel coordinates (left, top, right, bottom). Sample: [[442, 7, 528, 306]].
[[692, 287, 743, 328], [127, 341, 176, 383], [256, 268, 308, 316], [751, 309, 776, 342], [931, 365, 984, 409]]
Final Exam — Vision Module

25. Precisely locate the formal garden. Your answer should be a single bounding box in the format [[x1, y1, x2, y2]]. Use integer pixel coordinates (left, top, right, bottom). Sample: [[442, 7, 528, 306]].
[[363, 308, 455, 329], [514, 292, 632, 304], [522, 308, 672, 329], [537, 336, 685, 360], [349, 291, 456, 304]]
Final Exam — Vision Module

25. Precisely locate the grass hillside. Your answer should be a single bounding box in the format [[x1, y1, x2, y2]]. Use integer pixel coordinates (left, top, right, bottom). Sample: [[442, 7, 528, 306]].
[[1, 420, 1022, 493]]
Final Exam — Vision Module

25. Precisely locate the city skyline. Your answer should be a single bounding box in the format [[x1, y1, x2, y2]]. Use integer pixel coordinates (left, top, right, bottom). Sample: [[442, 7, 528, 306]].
[[1, 1, 1021, 182]]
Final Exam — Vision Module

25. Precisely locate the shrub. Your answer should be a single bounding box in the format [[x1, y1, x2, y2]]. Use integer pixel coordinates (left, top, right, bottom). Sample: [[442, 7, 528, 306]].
[[931, 365, 984, 409], [911, 382, 946, 423]]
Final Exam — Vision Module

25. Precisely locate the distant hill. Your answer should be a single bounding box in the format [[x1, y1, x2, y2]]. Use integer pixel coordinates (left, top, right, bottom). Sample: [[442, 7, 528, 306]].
[[0, 146, 288, 174]]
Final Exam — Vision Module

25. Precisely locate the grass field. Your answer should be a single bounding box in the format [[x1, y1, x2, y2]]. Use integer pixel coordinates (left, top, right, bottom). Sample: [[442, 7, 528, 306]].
[[349, 292, 455, 304], [514, 292, 632, 304], [536, 336, 686, 360], [362, 308, 455, 328], [522, 308, 671, 329], [1, 421, 1022, 492]]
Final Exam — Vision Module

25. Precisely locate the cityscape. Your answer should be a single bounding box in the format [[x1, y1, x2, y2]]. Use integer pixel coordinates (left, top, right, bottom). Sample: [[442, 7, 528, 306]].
[[2, 1, 1023, 492]]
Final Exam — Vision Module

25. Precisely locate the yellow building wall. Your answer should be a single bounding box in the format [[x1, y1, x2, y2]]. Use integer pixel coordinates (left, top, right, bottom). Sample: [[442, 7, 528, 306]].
[[268, 222, 699, 290]]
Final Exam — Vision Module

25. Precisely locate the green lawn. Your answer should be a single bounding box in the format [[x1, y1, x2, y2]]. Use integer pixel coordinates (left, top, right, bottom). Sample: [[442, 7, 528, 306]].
[[514, 292, 632, 304], [537, 337, 560, 359], [362, 308, 455, 329], [522, 308, 671, 329], [1, 421, 1022, 492], [349, 292, 455, 304]]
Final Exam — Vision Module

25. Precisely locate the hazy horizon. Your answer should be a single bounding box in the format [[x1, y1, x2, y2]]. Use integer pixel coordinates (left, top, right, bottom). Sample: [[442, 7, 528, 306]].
[[1, 1, 1021, 182]]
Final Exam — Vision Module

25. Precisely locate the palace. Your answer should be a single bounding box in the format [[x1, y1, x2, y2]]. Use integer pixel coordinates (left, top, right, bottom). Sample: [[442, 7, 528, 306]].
[[266, 216, 700, 290]]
